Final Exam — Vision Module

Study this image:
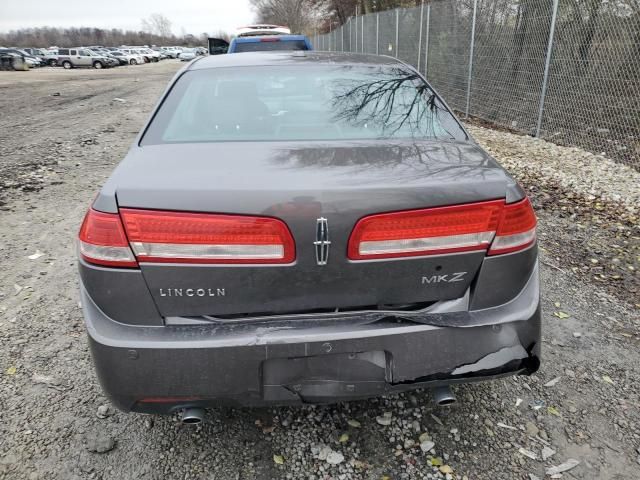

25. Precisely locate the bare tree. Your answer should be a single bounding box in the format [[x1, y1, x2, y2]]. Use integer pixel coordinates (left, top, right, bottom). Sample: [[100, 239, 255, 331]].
[[141, 13, 173, 37], [0, 25, 201, 48], [250, 0, 318, 34]]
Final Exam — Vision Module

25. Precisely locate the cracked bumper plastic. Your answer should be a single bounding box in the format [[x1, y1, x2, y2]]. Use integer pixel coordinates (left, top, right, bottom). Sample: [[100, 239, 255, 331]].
[[82, 264, 541, 413]]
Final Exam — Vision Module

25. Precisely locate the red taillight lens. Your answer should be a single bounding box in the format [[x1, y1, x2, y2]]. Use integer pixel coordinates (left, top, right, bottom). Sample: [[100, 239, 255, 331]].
[[348, 200, 504, 260], [488, 198, 537, 255], [119, 209, 295, 264], [78, 209, 137, 267], [348, 198, 537, 260]]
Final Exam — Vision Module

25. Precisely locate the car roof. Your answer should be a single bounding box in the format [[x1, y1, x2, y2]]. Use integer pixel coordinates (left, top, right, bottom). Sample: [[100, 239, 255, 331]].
[[188, 51, 405, 71], [231, 34, 308, 43]]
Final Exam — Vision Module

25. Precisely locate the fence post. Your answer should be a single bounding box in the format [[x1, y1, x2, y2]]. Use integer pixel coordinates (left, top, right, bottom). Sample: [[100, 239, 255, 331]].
[[376, 13, 380, 55], [349, 17, 352, 51], [424, 4, 431, 78], [465, 0, 478, 118], [355, 6, 359, 53], [362, 14, 365, 53], [342, 25, 344, 52], [333, 26, 336, 51], [536, 0, 559, 138], [395, 9, 400, 58], [417, 1, 424, 72]]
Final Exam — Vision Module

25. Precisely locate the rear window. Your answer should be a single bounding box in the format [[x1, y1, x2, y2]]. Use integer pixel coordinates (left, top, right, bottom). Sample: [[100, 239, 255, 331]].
[[233, 40, 308, 53], [141, 65, 467, 145]]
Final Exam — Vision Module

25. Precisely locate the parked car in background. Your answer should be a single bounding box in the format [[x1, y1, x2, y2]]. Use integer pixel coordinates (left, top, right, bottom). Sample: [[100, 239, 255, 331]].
[[57, 48, 110, 69], [172, 46, 186, 58], [24, 56, 43, 68], [0, 50, 28, 71], [109, 51, 143, 65], [106, 51, 129, 66], [228, 35, 312, 53], [141, 48, 161, 62], [92, 51, 119, 68], [118, 48, 141, 61], [160, 46, 182, 58], [23, 48, 48, 63], [0, 48, 42, 67], [43, 49, 59, 66], [119, 48, 151, 63], [159, 47, 175, 58], [179, 48, 197, 61], [123, 47, 160, 62], [77, 52, 540, 421], [151, 47, 169, 59]]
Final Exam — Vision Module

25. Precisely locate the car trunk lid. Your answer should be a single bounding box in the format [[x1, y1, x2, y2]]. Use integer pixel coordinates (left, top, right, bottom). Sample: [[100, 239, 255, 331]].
[[105, 140, 520, 318]]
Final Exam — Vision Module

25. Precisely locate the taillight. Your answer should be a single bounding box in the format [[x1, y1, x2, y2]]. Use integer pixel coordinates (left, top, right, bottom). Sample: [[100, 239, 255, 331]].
[[348, 200, 504, 260], [119, 209, 295, 264], [348, 198, 536, 260], [78, 209, 137, 268], [487, 198, 537, 255]]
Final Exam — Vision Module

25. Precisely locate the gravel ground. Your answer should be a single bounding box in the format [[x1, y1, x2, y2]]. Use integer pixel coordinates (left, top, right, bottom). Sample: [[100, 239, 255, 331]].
[[0, 63, 639, 480]]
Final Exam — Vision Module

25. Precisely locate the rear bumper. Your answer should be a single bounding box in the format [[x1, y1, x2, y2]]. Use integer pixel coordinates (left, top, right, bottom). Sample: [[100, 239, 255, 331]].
[[83, 264, 540, 413]]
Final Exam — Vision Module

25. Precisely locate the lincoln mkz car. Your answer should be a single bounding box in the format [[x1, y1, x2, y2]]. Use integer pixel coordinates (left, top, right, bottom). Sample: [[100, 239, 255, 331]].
[[78, 52, 540, 423]]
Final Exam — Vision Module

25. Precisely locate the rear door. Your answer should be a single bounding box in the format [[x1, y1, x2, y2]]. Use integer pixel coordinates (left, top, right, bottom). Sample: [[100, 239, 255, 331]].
[[78, 50, 93, 66], [68, 49, 81, 66], [208, 38, 229, 55]]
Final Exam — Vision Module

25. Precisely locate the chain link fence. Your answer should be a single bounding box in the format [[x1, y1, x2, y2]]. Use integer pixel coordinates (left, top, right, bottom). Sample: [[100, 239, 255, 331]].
[[313, 0, 640, 169]]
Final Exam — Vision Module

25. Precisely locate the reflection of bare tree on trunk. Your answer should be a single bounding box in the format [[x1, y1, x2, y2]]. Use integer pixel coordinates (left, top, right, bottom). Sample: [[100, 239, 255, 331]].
[[330, 68, 455, 138], [268, 142, 496, 185]]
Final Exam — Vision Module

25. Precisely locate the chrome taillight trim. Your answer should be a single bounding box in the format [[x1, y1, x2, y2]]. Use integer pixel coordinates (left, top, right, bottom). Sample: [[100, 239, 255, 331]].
[[358, 231, 496, 256]]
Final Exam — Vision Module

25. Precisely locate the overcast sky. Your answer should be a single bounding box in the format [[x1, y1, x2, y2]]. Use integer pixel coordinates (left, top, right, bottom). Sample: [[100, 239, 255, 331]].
[[0, 0, 255, 35]]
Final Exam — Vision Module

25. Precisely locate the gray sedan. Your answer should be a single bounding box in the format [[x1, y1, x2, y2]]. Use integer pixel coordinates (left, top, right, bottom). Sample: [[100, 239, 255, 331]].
[[77, 52, 540, 423]]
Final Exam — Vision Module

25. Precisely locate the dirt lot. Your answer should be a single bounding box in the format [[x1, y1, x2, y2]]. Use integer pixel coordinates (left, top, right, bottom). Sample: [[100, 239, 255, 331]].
[[0, 63, 639, 480]]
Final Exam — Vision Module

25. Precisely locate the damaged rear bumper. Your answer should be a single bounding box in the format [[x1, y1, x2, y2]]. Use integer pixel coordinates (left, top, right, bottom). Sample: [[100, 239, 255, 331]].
[[83, 264, 541, 413]]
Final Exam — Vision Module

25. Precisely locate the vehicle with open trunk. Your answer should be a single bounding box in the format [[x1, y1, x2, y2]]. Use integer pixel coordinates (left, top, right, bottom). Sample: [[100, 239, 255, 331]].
[[77, 52, 540, 421]]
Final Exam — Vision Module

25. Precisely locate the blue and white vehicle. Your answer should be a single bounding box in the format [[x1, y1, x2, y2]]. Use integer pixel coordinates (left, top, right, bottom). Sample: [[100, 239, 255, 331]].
[[228, 35, 312, 53]]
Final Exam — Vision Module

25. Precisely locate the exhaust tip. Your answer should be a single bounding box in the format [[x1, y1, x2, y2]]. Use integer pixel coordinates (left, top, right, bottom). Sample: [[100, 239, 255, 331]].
[[432, 385, 457, 406], [181, 407, 204, 425]]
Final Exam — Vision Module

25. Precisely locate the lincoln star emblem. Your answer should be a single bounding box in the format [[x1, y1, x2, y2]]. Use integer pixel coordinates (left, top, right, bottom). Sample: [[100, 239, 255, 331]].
[[314, 217, 331, 266]]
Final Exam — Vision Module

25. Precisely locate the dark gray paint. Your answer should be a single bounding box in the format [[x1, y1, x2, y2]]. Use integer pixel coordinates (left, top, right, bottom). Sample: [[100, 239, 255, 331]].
[[82, 264, 539, 411], [79, 51, 540, 413], [470, 242, 538, 310], [78, 258, 163, 326], [93, 141, 523, 317]]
